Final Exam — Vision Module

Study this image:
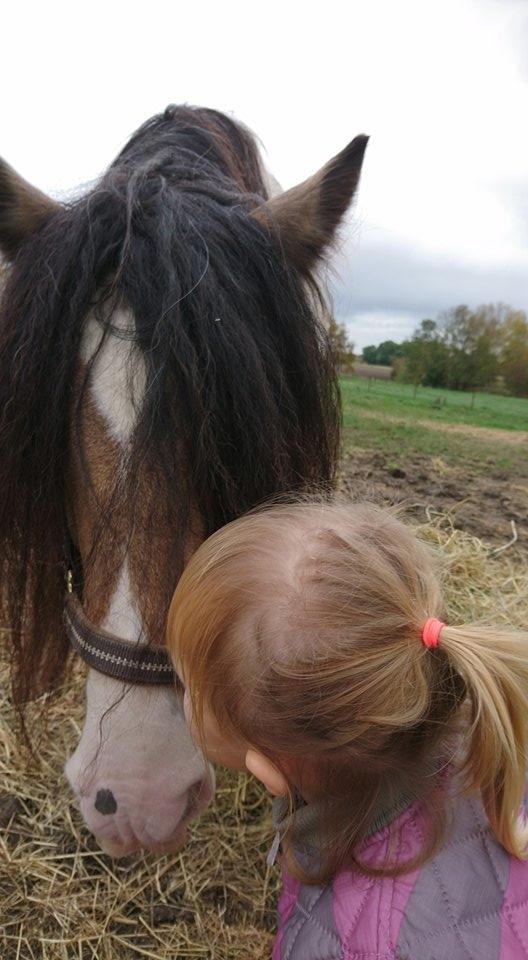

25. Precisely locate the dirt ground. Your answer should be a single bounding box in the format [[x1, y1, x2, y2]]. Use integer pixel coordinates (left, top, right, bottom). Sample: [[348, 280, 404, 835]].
[[341, 447, 528, 559]]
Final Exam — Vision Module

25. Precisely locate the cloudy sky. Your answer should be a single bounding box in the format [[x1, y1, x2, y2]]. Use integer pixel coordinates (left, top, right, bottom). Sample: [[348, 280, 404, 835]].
[[2, 0, 527, 350]]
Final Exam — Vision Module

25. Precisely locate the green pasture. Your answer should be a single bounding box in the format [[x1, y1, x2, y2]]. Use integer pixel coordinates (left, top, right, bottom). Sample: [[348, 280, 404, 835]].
[[341, 377, 528, 477], [341, 376, 528, 432]]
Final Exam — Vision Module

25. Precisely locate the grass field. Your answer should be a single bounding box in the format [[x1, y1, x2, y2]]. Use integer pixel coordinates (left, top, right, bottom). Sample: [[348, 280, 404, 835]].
[[341, 377, 528, 431], [341, 377, 528, 479]]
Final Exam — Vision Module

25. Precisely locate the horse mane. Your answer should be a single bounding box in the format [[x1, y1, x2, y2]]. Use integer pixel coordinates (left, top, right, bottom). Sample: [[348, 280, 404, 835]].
[[0, 104, 340, 709]]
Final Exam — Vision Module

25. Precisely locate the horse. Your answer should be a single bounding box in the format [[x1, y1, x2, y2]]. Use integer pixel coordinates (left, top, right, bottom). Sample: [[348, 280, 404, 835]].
[[0, 105, 367, 856]]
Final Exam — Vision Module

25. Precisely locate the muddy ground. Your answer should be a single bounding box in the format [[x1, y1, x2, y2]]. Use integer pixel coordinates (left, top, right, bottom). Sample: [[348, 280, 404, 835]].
[[341, 447, 528, 559]]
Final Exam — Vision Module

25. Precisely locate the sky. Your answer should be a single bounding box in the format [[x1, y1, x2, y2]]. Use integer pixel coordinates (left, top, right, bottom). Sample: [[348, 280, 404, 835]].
[[2, 0, 527, 351]]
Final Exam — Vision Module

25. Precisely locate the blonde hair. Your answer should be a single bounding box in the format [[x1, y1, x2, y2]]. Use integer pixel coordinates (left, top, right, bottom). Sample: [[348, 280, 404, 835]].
[[168, 500, 528, 883]]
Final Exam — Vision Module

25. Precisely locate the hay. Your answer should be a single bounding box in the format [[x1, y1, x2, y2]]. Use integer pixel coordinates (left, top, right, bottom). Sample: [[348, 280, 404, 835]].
[[1, 513, 527, 960]]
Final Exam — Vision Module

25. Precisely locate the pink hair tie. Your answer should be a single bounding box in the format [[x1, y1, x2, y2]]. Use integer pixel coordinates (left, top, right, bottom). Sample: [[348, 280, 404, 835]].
[[422, 617, 445, 649]]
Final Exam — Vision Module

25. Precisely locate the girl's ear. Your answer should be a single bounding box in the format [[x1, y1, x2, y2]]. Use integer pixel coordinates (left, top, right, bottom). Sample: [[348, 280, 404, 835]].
[[245, 748, 289, 796]]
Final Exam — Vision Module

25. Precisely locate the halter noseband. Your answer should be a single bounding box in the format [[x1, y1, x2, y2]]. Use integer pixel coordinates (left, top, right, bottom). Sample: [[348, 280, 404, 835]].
[[64, 591, 176, 686]]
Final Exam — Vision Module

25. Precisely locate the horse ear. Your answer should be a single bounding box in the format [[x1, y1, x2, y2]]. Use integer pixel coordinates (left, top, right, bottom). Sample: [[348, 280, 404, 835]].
[[253, 134, 369, 273], [0, 158, 60, 260]]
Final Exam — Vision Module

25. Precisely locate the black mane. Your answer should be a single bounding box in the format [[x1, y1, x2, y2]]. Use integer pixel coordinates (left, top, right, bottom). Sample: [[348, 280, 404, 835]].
[[0, 104, 340, 706]]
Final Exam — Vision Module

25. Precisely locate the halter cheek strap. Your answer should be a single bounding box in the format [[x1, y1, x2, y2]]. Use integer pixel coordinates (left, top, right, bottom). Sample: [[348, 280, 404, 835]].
[[422, 617, 445, 649]]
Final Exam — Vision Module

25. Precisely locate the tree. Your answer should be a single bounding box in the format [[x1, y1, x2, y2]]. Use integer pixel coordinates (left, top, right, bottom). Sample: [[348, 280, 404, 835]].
[[362, 340, 403, 366], [402, 337, 428, 392], [362, 345, 379, 365], [376, 340, 404, 365], [419, 319, 437, 340], [439, 304, 501, 391], [357, 304, 526, 395], [400, 320, 450, 389], [328, 318, 355, 372], [501, 311, 528, 397]]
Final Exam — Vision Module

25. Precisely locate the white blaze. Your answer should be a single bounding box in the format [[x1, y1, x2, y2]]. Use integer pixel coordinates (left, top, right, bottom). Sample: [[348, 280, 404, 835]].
[[67, 304, 213, 856], [80, 305, 147, 447], [80, 304, 148, 643]]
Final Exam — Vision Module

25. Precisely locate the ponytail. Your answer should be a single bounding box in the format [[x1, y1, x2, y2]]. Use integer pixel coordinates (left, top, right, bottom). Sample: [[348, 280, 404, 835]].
[[440, 624, 528, 858]]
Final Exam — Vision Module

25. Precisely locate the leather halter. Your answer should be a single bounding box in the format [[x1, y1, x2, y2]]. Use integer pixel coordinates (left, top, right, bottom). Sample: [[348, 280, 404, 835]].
[[64, 592, 176, 686]]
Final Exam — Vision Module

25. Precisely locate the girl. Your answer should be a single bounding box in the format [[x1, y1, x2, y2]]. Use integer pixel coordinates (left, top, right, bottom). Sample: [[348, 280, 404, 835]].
[[167, 500, 528, 960]]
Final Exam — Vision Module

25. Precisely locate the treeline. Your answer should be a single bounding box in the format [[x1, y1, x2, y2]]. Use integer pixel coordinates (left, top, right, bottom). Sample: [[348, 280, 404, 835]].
[[361, 304, 528, 397], [328, 318, 356, 372]]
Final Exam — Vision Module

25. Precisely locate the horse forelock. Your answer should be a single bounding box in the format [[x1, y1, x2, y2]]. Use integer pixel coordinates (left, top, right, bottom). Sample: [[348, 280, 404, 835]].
[[111, 104, 270, 199], [74, 106, 276, 643]]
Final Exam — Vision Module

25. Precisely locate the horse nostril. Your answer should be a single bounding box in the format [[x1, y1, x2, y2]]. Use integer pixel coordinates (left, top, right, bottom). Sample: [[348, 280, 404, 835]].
[[182, 779, 207, 821], [94, 789, 118, 816]]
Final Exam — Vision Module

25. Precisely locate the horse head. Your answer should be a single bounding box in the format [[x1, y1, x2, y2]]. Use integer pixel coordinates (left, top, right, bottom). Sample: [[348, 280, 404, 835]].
[[0, 105, 367, 855]]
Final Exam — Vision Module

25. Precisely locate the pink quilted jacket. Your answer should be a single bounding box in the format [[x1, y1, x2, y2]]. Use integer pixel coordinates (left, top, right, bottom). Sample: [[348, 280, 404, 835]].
[[273, 786, 528, 960]]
